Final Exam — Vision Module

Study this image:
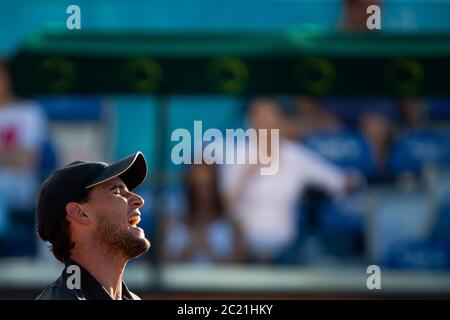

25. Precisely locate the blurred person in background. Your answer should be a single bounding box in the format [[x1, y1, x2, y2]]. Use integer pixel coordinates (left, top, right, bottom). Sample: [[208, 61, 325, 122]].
[[220, 97, 361, 264], [292, 96, 344, 140], [398, 97, 427, 129], [322, 95, 397, 179], [162, 163, 244, 265], [340, 0, 382, 31], [0, 59, 48, 241], [358, 110, 393, 173]]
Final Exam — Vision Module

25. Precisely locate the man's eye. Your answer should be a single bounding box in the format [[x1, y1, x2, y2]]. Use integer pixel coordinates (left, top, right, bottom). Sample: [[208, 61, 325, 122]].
[[113, 190, 121, 195]]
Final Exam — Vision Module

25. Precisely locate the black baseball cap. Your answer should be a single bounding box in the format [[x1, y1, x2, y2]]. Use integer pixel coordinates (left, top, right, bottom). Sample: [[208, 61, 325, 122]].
[[36, 151, 147, 243]]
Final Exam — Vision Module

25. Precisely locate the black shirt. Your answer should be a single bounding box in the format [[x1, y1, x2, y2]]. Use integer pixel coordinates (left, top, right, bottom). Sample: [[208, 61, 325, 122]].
[[35, 259, 141, 300]]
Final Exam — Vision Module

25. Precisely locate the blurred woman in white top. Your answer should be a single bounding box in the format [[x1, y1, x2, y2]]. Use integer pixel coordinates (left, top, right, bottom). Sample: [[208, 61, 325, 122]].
[[220, 97, 361, 263]]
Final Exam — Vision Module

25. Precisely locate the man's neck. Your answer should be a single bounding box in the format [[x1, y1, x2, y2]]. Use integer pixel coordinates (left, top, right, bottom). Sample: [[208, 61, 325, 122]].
[[70, 248, 128, 300]]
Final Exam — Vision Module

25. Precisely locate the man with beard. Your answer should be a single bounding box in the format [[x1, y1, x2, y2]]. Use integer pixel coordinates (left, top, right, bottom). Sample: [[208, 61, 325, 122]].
[[35, 151, 151, 300]]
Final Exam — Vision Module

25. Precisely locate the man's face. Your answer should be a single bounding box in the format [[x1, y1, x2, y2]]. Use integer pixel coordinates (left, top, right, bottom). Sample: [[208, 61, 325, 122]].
[[81, 177, 150, 260]]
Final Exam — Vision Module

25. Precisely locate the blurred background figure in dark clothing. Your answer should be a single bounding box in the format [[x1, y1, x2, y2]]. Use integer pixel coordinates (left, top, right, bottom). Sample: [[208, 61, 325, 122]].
[[398, 98, 427, 129], [358, 110, 394, 173], [294, 96, 343, 140]]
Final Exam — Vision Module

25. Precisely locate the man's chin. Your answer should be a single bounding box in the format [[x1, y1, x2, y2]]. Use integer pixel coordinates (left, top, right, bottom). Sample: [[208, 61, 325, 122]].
[[126, 233, 151, 259], [130, 225, 146, 238], [95, 213, 150, 259], [104, 230, 151, 260]]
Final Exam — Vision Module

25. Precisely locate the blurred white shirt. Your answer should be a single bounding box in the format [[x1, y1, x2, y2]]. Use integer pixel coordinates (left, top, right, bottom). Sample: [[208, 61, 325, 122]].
[[0, 101, 46, 151], [220, 138, 347, 258], [0, 101, 47, 207]]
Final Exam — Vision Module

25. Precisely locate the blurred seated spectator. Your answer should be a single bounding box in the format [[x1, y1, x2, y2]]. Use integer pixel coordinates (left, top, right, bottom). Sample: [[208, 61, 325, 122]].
[[324, 97, 398, 126], [304, 130, 376, 178], [293, 96, 343, 140], [398, 97, 428, 129], [162, 163, 244, 265], [387, 129, 450, 177], [323, 98, 397, 177], [0, 59, 48, 242], [339, 0, 382, 31], [220, 97, 362, 264], [358, 110, 394, 176]]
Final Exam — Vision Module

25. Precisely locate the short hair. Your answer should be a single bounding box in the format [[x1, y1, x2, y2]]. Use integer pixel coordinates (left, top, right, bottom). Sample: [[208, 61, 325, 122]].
[[39, 187, 92, 262]]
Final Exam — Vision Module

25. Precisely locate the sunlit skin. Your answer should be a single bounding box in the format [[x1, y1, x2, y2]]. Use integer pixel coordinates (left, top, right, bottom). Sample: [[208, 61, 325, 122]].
[[65, 177, 150, 300]]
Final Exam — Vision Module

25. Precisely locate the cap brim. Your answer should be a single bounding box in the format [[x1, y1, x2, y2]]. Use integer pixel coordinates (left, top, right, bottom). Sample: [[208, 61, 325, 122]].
[[85, 152, 147, 190]]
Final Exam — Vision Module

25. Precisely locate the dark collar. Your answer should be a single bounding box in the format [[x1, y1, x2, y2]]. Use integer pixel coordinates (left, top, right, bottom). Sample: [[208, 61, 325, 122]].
[[64, 258, 137, 300]]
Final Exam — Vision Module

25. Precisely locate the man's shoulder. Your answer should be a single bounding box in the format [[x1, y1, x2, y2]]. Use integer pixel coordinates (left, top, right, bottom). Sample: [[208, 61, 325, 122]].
[[36, 286, 78, 300], [35, 277, 81, 300]]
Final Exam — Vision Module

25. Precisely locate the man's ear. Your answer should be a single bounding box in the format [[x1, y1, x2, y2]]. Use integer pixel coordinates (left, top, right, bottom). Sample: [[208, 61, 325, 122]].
[[66, 202, 91, 225]]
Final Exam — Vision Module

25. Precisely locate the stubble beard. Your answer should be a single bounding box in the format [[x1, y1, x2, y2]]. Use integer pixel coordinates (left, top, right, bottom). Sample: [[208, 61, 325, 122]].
[[94, 212, 151, 260]]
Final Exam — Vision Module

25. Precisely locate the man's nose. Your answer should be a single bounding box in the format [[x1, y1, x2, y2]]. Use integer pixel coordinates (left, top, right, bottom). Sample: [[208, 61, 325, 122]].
[[128, 192, 144, 209]]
